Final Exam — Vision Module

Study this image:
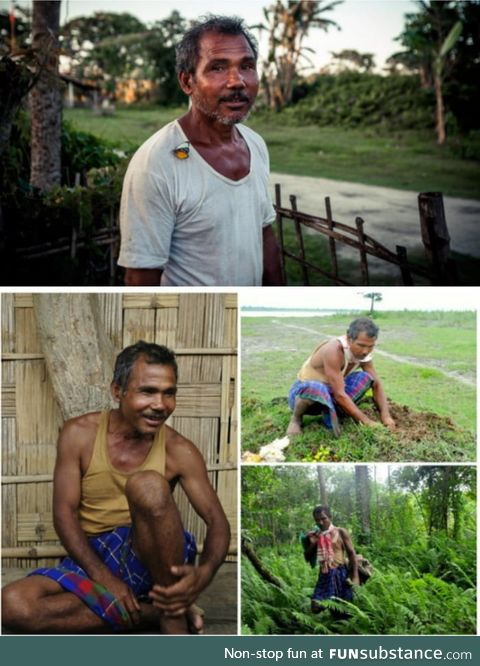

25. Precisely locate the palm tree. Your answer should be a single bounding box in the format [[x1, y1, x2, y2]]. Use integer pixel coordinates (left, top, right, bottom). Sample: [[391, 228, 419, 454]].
[[258, 0, 342, 110], [393, 1, 462, 145]]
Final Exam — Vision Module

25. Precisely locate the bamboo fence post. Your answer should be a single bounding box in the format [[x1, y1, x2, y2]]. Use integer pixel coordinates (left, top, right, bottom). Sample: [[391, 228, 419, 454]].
[[418, 192, 457, 285], [325, 196, 339, 281], [289, 194, 309, 286], [355, 216, 369, 285], [395, 245, 414, 285], [274, 184, 287, 285]]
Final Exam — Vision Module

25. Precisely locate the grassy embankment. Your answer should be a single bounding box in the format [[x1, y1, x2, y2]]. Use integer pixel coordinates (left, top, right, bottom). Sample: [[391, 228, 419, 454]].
[[241, 310, 476, 462], [65, 106, 480, 284], [66, 106, 480, 199]]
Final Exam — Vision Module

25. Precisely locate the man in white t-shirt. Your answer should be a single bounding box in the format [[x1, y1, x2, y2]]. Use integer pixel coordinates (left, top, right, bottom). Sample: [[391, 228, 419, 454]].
[[287, 317, 395, 436], [118, 15, 283, 287]]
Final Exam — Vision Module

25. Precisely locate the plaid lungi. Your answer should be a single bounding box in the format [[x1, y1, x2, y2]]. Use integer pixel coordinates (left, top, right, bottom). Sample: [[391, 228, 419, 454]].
[[288, 370, 373, 436], [29, 525, 197, 631], [312, 564, 353, 603]]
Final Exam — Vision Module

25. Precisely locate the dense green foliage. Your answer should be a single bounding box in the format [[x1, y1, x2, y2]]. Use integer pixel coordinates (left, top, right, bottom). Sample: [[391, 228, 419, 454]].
[[279, 72, 436, 130], [241, 466, 476, 635], [0, 112, 127, 285]]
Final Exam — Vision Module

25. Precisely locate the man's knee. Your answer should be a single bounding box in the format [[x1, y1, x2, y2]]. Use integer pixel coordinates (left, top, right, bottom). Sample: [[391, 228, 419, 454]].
[[2, 581, 37, 631], [125, 470, 172, 515]]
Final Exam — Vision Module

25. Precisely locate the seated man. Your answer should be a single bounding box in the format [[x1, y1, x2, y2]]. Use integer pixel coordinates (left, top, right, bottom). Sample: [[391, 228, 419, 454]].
[[302, 505, 359, 613], [2, 341, 230, 634], [287, 317, 395, 437]]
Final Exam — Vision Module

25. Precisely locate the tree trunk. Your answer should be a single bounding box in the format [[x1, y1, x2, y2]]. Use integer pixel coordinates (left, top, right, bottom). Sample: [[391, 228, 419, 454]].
[[434, 71, 446, 145], [317, 466, 327, 505], [355, 465, 371, 544], [32, 294, 115, 419], [30, 0, 62, 191], [241, 538, 283, 588]]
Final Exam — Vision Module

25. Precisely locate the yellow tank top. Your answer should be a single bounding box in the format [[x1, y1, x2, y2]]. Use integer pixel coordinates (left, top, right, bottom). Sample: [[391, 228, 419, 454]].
[[298, 336, 372, 383], [78, 411, 166, 535]]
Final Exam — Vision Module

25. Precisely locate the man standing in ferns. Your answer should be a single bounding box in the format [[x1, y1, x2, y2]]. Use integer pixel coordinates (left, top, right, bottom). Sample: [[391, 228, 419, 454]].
[[303, 505, 359, 613]]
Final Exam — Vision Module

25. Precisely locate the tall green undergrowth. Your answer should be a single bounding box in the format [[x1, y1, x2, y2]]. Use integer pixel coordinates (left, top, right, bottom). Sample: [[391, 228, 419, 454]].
[[242, 543, 476, 635]]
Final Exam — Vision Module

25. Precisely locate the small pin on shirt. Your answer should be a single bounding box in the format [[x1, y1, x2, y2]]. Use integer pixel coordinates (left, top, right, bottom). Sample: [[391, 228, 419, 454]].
[[173, 142, 190, 159]]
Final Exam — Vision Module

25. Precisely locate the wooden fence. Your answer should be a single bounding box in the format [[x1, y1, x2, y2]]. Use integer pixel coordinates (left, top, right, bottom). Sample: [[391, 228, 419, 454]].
[[1, 293, 238, 568], [12, 187, 457, 286], [275, 185, 458, 286]]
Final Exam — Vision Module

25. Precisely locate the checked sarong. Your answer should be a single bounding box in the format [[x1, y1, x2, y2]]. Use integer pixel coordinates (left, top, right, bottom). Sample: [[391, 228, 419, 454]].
[[312, 563, 353, 603], [29, 525, 196, 631], [288, 370, 373, 436]]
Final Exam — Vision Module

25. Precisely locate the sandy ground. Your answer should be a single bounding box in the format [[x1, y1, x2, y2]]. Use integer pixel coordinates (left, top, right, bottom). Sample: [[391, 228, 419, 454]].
[[270, 173, 480, 266]]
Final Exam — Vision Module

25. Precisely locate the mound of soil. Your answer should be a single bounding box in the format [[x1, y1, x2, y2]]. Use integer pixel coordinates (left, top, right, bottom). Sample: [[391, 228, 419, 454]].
[[360, 400, 458, 444]]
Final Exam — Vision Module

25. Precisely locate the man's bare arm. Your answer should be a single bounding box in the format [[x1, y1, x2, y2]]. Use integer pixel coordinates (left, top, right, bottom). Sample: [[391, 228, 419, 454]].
[[321, 347, 377, 426], [362, 361, 395, 429], [262, 225, 284, 286], [149, 435, 230, 615], [53, 418, 141, 623], [339, 528, 359, 585], [124, 267, 163, 286]]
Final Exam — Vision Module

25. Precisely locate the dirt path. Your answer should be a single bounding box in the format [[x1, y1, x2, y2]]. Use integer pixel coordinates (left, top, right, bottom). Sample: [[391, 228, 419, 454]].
[[261, 322, 476, 387], [270, 174, 480, 276]]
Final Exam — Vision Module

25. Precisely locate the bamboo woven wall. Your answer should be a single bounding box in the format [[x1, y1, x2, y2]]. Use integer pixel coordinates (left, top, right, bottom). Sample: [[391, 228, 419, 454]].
[[1, 292, 237, 568]]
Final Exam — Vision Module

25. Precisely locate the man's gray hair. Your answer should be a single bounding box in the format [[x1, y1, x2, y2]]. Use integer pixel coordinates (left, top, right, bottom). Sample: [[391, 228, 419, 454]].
[[113, 340, 178, 391], [347, 317, 379, 340], [175, 14, 258, 75]]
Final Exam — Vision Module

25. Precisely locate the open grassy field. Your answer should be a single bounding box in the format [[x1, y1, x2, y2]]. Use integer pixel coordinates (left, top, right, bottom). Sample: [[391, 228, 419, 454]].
[[64, 106, 480, 199], [241, 311, 476, 462]]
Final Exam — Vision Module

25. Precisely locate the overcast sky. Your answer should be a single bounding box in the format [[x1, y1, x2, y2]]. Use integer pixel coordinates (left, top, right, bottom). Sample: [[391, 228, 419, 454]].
[[240, 287, 479, 311], [9, 0, 418, 72]]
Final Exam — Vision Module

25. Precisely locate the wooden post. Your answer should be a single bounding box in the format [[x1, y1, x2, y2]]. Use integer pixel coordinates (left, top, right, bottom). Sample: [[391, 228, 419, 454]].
[[290, 194, 309, 286], [325, 196, 339, 281], [418, 192, 457, 285], [395, 245, 414, 285], [355, 216, 369, 285], [274, 184, 287, 285]]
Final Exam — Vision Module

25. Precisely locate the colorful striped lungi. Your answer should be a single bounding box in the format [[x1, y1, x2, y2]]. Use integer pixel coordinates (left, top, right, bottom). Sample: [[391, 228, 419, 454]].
[[29, 525, 197, 631], [312, 564, 353, 603], [288, 371, 373, 436]]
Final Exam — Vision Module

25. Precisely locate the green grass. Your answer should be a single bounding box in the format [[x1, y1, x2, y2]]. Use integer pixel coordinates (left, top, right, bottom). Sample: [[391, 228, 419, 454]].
[[64, 106, 480, 199], [64, 106, 184, 152], [241, 312, 476, 462]]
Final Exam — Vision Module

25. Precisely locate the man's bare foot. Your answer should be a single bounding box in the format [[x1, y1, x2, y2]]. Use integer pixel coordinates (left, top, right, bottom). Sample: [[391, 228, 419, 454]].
[[187, 604, 204, 634], [160, 614, 189, 635], [286, 419, 302, 436], [138, 602, 204, 634]]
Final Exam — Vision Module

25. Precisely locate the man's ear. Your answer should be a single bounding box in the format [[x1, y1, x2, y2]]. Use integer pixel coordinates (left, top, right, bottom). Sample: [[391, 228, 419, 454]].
[[178, 71, 194, 96], [111, 382, 122, 403]]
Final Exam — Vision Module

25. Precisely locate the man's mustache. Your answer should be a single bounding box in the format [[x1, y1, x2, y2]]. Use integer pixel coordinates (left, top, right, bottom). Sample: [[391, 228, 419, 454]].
[[143, 411, 167, 419], [219, 93, 251, 103]]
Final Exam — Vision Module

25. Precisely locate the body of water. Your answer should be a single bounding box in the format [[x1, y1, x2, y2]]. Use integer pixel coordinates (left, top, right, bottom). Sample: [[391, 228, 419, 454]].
[[241, 309, 346, 318]]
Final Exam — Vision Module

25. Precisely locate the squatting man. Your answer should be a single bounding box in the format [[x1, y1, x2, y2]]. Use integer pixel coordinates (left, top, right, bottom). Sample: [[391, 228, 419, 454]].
[[287, 317, 395, 437], [2, 341, 230, 634]]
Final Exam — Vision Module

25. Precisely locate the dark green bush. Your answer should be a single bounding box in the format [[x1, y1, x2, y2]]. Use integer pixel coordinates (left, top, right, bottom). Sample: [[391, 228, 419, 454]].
[[0, 111, 127, 285], [278, 73, 436, 130], [61, 120, 121, 181]]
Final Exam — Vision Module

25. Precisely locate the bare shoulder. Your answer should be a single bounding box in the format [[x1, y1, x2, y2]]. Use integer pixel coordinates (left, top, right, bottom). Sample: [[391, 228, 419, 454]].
[[58, 411, 101, 449], [337, 526, 353, 544], [165, 425, 206, 474], [321, 339, 343, 366]]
